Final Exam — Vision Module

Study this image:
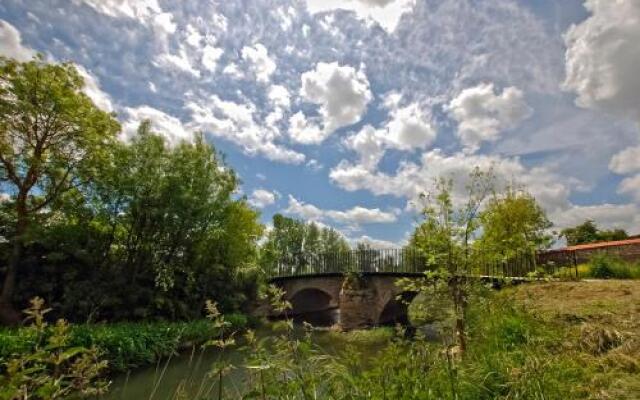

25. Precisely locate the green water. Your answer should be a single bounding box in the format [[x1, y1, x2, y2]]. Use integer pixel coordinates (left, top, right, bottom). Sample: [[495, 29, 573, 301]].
[[105, 325, 389, 400]]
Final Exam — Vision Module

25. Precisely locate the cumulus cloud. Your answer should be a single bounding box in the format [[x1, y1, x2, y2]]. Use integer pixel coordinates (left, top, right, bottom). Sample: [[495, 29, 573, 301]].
[[241, 43, 276, 84], [447, 83, 532, 152], [74, 65, 114, 112], [0, 20, 35, 61], [609, 146, 640, 175], [121, 106, 192, 146], [343, 96, 436, 170], [268, 85, 291, 109], [305, 0, 416, 33], [201, 45, 224, 71], [563, 0, 640, 124], [291, 62, 372, 144], [385, 102, 437, 150], [330, 149, 571, 216], [618, 174, 640, 202], [249, 189, 279, 208], [187, 95, 305, 164], [284, 195, 398, 226]]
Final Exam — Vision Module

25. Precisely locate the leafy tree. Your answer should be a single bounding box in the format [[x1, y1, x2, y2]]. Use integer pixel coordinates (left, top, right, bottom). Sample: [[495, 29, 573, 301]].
[[407, 168, 495, 352], [560, 219, 628, 246], [259, 215, 350, 275], [476, 186, 552, 260], [0, 57, 119, 324]]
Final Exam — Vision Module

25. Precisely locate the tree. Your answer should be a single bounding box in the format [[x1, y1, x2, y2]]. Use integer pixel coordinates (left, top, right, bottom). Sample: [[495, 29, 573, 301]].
[[560, 220, 628, 246], [408, 169, 495, 353], [0, 57, 119, 324], [259, 215, 350, 275], [476, 186, 552, 261]]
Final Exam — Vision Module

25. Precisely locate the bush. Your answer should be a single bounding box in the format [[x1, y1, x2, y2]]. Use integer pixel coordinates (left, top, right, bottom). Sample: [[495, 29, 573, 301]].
[[588, 254, 639, 279], [0, 313, 251, 374]]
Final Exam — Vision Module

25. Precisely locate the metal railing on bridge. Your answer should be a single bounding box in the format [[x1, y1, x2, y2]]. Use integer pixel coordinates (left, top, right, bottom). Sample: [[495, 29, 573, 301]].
[[267, 248, 580, 280]]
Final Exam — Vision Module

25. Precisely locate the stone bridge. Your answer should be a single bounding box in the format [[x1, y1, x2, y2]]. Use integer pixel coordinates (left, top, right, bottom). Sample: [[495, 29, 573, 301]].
[[269, 272, 423, 330]]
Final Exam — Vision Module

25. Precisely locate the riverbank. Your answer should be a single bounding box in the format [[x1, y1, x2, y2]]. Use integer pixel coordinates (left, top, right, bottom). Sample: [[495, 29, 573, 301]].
[[0, 314, 251, 373]]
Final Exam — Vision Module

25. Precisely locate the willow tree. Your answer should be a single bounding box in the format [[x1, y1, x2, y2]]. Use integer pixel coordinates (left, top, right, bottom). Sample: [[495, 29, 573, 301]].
[[0, 57, 119, 324]]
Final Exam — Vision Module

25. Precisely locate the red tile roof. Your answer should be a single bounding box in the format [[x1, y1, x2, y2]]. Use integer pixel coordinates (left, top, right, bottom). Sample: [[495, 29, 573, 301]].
[[562, 238, 640, 252]]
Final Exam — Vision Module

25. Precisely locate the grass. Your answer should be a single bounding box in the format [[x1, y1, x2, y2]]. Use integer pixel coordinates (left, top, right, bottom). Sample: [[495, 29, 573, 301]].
[[552, 254, 640, 280], [0, 313, 250, 373], [502, 280, 640, 399]]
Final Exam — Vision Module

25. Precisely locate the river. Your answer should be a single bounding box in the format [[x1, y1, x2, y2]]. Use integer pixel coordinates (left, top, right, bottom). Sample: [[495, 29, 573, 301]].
[[104, 323, 391, 399]]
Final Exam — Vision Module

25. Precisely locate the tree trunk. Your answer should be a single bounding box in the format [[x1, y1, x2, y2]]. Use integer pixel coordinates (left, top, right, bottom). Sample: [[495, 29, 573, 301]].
[[0, 203, 27, 326]]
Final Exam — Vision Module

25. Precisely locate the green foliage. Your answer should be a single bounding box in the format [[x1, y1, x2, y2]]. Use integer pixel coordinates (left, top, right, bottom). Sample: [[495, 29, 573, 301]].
[[0, 56, 120, 322], [586, 254, 640, 279], [0, 314, 250, 374], [3, 121, 263, 322], [259, 214, 350, 275], [561, 219, 628, 246], [476, 186, 552, 261], [0, 298, 109, 399]]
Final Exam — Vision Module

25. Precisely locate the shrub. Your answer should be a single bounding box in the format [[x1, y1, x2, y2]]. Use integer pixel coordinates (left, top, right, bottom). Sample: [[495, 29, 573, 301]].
[[588, 254, 638, 279]]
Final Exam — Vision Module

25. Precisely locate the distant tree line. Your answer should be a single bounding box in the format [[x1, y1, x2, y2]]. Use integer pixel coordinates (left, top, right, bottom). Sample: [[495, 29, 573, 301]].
[[560, 220, 628, 246]]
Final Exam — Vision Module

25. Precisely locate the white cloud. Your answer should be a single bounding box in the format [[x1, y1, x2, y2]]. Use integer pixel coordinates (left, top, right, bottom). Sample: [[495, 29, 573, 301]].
[[348, 235, 399, 249], [249, 189, 279, 208], [288, 112, 326, 144], [155, 45, 200, 77], [305, 0, 416, 33], [447, 83, 532, 152], [342, 97, 436, 170], [552, 203, 640, 233], [291, 62, 372, 144], [241, 43, 276, 84], [618, 174, 640, 202], [609, 146, 640, 175], [0, 20, 35, 61], [284, 195, 325, 221], [327, 206, 397, 224], [77, 0, 176, 34], [201, 45, 224, 72], [563, 0, 640, 124], [385, 102, 436, 151], [121, 106, 192, 146], [222, 63, 244, 79], [284, 195, 398, 226], [268, 85, 291, 109], [77, 0, 162, 20], [330, 149, 571, 216], [74, 65, 114, 112], [185, 24, 203, 47], [187, 95, 305, 164], [343, 125, 386, 170]]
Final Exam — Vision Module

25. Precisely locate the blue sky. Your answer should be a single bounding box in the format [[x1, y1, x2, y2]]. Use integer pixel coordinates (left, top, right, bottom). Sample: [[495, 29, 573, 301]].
[[2, 0, 640, 247]]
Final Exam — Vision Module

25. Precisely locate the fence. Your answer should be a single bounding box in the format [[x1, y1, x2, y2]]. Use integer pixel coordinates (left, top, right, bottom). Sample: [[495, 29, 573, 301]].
[[269, 248, 580, 279]]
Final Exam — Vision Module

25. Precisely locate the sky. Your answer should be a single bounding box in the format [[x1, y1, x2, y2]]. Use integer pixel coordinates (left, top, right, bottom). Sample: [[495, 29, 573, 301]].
[[1, 0, 640, 248]]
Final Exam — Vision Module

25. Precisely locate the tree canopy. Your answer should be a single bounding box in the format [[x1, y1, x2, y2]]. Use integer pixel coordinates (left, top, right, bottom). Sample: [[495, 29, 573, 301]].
[[560, 220, 628, 246]]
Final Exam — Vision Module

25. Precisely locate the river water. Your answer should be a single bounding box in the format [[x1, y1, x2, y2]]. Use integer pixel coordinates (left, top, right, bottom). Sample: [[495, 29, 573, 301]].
[[104, 324, 388, 400]]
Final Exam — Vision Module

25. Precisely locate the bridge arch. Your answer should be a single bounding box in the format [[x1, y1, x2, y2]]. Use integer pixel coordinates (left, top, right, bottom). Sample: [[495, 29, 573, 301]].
[[289, 287, 333, 315], [288, 287, 338, 327], [377, 291, 417, 326]]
